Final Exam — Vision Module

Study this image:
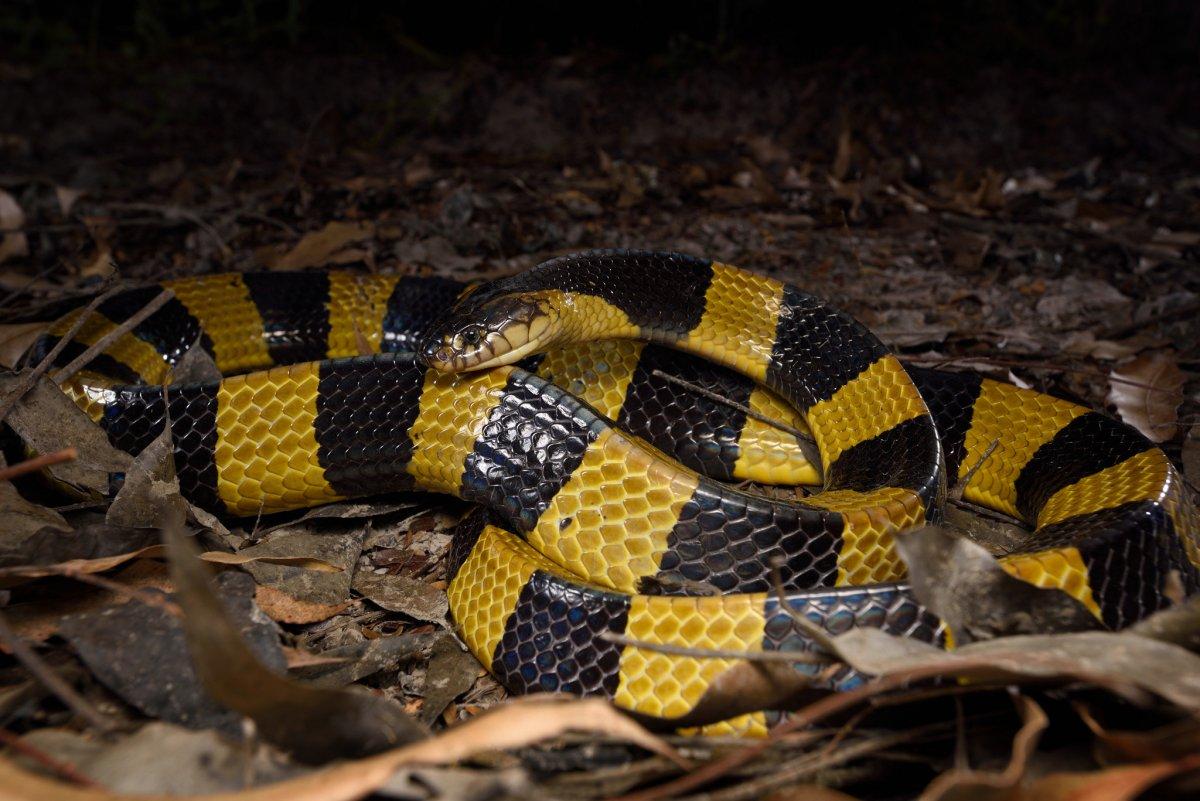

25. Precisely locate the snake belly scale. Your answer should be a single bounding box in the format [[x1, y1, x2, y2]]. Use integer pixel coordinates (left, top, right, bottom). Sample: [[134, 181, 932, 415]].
[[24, 250, 1200, 736]]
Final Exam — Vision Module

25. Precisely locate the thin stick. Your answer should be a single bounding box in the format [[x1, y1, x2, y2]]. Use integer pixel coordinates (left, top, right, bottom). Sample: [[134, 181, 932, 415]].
[[681, 722, 955, 801], [0, 729, 101, 788], [768, 557, 838, 653], [907, 354, 1174, 395], [52, 288, 174, 384], [0, 609, 117, 734], [0, 447, 77, 482], [649, 368, 824, 473], [0, 281, 121, 424], [949, 438, 999, 502], [600, 631, 830, 665], [0, 263, 61, 311]]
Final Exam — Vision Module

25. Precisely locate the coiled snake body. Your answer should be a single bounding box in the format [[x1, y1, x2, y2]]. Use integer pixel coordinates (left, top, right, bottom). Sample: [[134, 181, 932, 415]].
[[25, 250, 1200, 735]]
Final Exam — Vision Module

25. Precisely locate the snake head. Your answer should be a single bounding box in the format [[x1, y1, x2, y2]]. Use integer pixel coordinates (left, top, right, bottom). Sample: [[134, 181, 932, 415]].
[[421, 294, 559, 372]]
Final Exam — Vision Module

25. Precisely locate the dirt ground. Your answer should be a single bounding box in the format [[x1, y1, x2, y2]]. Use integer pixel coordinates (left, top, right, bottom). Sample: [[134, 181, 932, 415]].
[[0, 40, 1198, 801]]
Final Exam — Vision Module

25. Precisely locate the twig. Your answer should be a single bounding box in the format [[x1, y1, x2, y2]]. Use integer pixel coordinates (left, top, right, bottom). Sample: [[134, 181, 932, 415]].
[[680, 721, 956, 801], [52, 287, 174, 384], [599, 631, 830, 664], [0, 263, 61, 311], [0, 281, 121, 425], [0, 729, 101, 787], [0, 448, 77, 482], [611, 663, 1003, 801], [649, 368, 824, 474], [768, 557, 838, 653], [948, 497, 1029, 531], [0, 609, 118, 734], [907, 354, 1175, 394], [949, 438, 998, 502]]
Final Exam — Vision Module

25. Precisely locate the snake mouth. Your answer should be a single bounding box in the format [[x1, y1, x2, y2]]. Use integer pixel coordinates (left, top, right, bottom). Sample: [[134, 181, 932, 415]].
[[423, 306, 555, 372]]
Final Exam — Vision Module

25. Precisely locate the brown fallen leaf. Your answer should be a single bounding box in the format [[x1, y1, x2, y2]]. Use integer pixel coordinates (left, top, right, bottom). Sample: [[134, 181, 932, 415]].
[[254, 584, 350, 625], [0, 545, 166, 587], [995, 754, 1200, 801], [0, 323, 46, 368], [54, 186, 85, 217], [1108, 350, 1187, 443], [260, 221, 374, 270], [895, 526, 1103, 643], [2, 559, 171, 648], [0, 695, 684, 801], [0, 374, 132, 497], [165, 522, 426, 762]]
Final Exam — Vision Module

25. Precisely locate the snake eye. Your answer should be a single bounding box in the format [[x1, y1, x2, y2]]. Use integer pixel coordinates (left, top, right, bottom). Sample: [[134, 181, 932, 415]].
[[462, 328, 481, 345]]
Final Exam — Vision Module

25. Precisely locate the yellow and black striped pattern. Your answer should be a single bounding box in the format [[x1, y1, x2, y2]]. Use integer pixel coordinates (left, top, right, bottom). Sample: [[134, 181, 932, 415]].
[[26, 250, 1200, 737]]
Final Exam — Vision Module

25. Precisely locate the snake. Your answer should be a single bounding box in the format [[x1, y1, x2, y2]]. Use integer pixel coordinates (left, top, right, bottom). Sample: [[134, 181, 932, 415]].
[[23, 249, 1200, 736]]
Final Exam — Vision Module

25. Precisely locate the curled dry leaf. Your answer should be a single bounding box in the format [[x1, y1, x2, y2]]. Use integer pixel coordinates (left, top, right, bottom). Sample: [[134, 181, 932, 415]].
[[0, 695, 684, 801], [1108, 350, 1186, 443], [199, 551, 345, 573]]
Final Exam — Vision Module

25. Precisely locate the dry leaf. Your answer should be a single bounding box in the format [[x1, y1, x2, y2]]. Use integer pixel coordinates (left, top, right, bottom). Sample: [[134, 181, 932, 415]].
[[1183, 425, 1199, 483], [992, 754, 1200, 801], [1, 559, 171, 647], [261, 221, 374, 270], [0, 695, 683, 801], [0, 189, 28, 264], [165, 524, 425, 762], [78, 247, 114, 279], [0, 323, 46, 368], [200, 551, 344, 572], [0, 546, 166, 587], [54, 186, 85, 216], [254, 584, 350, 624], [1108, 350, 1186, 442]]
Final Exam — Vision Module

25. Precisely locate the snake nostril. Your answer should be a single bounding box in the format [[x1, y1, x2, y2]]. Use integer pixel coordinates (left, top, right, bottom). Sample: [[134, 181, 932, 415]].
[[420, 340, 447, 365]]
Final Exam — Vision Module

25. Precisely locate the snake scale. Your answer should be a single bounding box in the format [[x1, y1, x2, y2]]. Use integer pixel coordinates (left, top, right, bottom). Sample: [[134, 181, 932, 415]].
[[24, 249, 1200, 736]]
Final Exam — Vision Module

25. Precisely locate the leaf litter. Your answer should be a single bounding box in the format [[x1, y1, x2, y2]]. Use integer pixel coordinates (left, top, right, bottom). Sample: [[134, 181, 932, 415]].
[[0, 41, 1197, 801]]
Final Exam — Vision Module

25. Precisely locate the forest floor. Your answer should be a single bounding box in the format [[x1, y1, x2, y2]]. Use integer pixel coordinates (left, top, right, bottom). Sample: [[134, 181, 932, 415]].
[[0, 47, 1198, 800]]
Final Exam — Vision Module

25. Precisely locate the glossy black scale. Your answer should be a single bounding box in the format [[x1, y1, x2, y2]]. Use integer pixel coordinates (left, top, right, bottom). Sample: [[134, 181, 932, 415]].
[[657, 484, 842, 594]]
